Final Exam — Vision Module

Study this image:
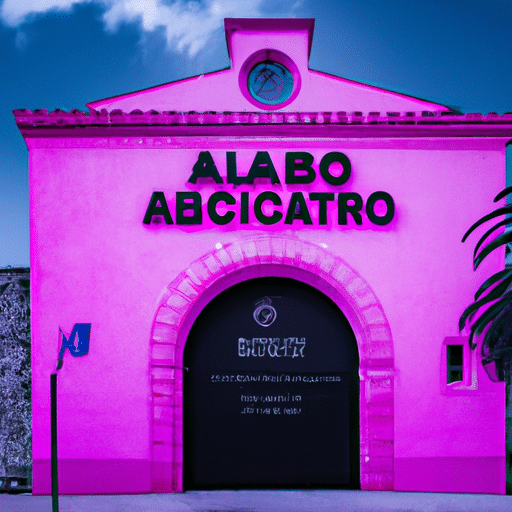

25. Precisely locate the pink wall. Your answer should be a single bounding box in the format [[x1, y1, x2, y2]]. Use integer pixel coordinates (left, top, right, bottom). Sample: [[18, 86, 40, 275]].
[[28, 134, 506, 494]]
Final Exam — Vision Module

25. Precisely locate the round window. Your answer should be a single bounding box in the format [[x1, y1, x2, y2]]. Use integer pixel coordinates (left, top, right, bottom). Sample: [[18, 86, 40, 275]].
[[247, 61, 294, 105], [239, 49, 301, 110]]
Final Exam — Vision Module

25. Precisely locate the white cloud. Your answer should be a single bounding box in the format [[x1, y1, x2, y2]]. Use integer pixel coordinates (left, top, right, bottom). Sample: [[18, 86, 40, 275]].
[[1, 0, 268, 57], [103, 0, 264, 56], [1, 0, 93, 26]]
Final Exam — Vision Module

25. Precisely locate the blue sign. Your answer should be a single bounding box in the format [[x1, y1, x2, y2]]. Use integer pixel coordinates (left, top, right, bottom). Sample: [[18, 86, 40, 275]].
[[56, 323, 91, 370]]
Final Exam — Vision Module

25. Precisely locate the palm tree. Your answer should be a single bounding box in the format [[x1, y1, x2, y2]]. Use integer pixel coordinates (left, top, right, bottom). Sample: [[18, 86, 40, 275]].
[[459, 186, 512, 494]]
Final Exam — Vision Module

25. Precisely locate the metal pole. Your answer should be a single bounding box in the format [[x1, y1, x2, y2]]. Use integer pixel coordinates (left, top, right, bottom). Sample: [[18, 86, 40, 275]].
[[51, 372, 59, 512]]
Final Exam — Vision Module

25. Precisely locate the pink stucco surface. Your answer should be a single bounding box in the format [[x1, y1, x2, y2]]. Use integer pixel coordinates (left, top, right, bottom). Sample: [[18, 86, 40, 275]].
[[22, 18, 509, 495], [27, 137, 506, 494], [88, 64, 451, 113]]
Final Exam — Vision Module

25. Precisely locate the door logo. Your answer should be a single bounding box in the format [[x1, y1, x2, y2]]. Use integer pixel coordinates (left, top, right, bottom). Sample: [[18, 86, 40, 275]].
[[253, 297, 277, 327]]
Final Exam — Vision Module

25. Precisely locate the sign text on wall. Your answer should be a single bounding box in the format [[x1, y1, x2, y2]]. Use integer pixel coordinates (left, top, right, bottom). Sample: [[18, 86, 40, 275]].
[[143, 151, 395, 227]]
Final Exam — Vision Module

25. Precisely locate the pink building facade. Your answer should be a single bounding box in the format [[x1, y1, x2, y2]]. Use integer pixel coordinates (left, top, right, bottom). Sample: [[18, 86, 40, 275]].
[[15, 18, 512, 495]]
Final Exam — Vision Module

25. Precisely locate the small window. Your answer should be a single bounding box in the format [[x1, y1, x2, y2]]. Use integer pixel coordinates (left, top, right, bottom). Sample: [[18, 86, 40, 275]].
[[447, 344, 463, 384], [442, 337, 476, 393]]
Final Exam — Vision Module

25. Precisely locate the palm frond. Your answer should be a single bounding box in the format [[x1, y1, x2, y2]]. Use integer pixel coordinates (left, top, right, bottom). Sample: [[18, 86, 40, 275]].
[[493, 186, 512, 203], [459, 277, 512, 331], [480, 296, 512, 381], [460, 187, 512, 383], [482, 296, 512, 357], [461, 205, 512, 242], [473, 217, 512, 258], [467, 298, 509, 349], [474, 230, 512, 270], [474, 268, 512, 301]]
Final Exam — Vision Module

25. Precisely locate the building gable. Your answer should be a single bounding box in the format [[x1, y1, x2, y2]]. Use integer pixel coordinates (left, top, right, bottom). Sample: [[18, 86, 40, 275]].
[[87, 18, 450, 113]]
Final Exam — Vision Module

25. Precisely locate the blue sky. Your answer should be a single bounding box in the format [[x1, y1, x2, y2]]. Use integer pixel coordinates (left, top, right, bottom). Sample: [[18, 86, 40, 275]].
[[1, 0, 512, 267]]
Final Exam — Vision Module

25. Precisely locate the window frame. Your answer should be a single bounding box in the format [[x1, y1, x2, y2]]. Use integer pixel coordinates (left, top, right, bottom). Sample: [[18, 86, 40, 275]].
[[441, 336, 478, 395]]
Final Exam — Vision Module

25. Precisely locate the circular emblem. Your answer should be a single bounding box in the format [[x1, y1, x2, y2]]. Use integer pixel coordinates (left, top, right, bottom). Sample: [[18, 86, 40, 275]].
[[253, 297, 277, 327], [247, 61, 294, 105]]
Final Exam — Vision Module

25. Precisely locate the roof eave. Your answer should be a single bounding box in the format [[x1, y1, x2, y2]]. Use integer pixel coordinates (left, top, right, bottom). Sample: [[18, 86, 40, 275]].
[[13, 109, 512, 141]]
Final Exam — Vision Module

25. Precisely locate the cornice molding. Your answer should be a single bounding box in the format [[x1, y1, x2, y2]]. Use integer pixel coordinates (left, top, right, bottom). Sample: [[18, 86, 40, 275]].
[[13, 109, 512, 140]]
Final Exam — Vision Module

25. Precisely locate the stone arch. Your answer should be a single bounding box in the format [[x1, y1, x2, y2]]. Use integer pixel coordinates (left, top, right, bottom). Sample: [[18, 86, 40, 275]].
[[149, 235, 394, 492]]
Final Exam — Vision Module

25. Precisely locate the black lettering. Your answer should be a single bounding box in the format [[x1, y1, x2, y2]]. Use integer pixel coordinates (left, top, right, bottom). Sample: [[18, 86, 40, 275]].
[[319, 151, 351, 186], [176, 192, 202, 225], [254, 192, 283, 225], [143, 191, 173, 225], [338, 192, 363, 225], [309, 192, 335, 225], [366, 191, 395, 225], [227, 151, 244, 185], [240, 191, 249, 224], [284, 192, 313, 225], [286, 152, 315, 184], [207, 192, 235, 225], [246, 152, 280, 184], [188, 151, 223, 184]]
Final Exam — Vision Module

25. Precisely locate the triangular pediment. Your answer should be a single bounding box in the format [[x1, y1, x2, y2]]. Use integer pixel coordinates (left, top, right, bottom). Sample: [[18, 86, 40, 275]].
[[87, 18, 450, 113]]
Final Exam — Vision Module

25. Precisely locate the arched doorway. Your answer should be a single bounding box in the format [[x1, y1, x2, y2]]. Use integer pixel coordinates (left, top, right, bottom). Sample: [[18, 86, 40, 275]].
[[149, 236, 394, 493], [183, 277, 359, 489]]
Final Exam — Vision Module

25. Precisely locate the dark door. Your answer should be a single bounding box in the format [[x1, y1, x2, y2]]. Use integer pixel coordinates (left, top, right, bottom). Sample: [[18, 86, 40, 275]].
[[183, 277, 359, 489]]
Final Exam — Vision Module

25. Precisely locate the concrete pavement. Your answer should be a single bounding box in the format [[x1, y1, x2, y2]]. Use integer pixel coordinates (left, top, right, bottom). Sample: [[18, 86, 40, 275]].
[[1, 490, 511, 512]]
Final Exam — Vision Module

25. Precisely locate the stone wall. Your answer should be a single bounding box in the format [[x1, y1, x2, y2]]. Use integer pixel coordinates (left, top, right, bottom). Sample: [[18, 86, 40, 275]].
[[0, 268, 31, 484]]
